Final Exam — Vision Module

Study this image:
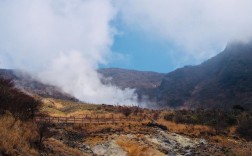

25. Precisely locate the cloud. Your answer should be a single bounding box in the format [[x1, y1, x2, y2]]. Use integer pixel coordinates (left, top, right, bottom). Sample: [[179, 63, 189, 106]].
[[0, 0, 114, 70], [116, 0, 252, 61], [39, 52, 138, 105], [0, 0, 138, 105]]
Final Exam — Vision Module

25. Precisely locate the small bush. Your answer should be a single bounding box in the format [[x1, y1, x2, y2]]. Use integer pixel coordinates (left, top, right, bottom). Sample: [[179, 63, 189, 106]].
[[0, 78, 41, 120], [132, 106, 144, 115], [233, 105, 245, 112], [236, 113, 252, 140], [152, 112, 160, 120], [163, 109, 240, 134], [164, 113, 174, 121], [38, 122, 52, 144], [146, 122, 168, 131], [118, 107, 132, 117]]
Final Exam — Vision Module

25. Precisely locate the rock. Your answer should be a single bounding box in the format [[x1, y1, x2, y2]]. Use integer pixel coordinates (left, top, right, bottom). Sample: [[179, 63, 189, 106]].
[[92, 141, 127, 156], [66, 141, 78, 148], [92, 144, 108, 155], [167, 151, 175, 156], [199, 139, 207, 145], [185, 145, 190, 150], [78, 143, 93, 154], [40, 153, 48, 156]]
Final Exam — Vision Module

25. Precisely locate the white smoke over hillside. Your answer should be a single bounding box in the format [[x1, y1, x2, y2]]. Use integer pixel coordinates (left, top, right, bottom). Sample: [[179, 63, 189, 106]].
[[116, 0, 252, 62], [1, 0, 252, 106], [0, 0, 138, 105]]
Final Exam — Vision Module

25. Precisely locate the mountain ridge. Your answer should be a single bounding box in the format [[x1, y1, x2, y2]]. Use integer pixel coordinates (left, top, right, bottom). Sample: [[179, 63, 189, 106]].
[[156, 41, 252, 110], [1, 41, 252, 110], [0, 68, 165, 102], [99, 68, 165, 89]]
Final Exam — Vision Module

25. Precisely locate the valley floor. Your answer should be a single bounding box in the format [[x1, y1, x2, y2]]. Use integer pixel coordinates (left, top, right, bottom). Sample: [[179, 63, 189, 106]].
[[1, 97, 252, 155], [35, 98, 252, 156]]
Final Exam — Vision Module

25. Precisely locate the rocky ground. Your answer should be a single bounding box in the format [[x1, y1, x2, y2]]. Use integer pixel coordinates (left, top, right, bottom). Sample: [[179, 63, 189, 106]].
[[36, 98, 252, 156], [38, 123, 237, 156]]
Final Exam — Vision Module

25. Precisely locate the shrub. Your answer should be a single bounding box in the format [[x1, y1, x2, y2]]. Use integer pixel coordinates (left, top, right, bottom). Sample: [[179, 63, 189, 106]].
[[236, 113, 252, 140], [146, 122, 168, 131], [233, 105, 245, 112], [132, 106, 143, 115], [152, 112, 160, 120], [163, 109, 239, 134], [164, 113, 174, 121], [118, 107, 132, 117], [0, 78, 41, 120], [38, 122, 52, 144]]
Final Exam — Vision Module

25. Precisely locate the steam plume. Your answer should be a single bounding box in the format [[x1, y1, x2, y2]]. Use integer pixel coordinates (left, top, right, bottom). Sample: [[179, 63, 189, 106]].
[[0, 0, 138, 105]]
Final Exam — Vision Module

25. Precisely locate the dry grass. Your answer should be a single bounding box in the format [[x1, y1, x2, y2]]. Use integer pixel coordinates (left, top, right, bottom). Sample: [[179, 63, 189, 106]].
[[38, 98, 252, 156], [210, 135, 252, 156], [229, 126, 237, 134], [157, 118, 252, 156], [158, 117, 252, 156], [40, 98, 108, 117], [39, 98, 154, 124], [0, 113, 39, 155], [117, 136, 165, 156], [85, 135, 108, 146], [40, 106, 67, 116], [43, 138, 87, 156], [157, 119, 214, 137], [72, 122, 144, 135]]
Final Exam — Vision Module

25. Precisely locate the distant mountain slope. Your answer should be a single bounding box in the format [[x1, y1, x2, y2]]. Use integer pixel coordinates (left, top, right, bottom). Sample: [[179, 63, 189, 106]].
[[156, 42, 252, 110], [98, 68, 165, 101], [98, 68, 165, 89], [0, 68, 165, 102], [0, 69, 76, 101]]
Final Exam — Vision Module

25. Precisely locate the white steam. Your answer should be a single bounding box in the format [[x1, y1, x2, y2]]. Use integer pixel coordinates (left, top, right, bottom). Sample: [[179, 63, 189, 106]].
[[0, 0, 138, 105], [116, 0, 252, 61], [40, 52, 138, 105], [1, 0, 252, 105]]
